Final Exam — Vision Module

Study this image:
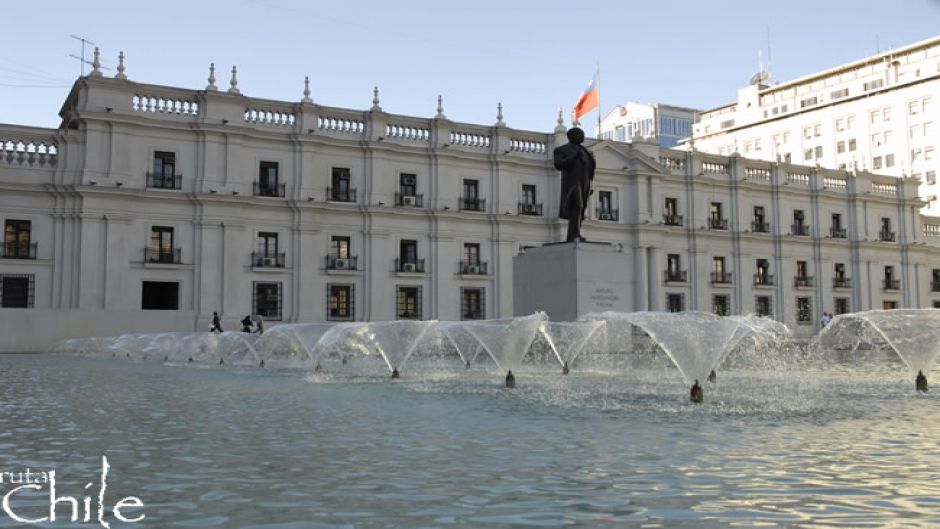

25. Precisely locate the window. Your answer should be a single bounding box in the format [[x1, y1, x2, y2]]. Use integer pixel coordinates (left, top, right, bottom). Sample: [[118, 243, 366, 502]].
[[864, 79, 884, 91], [804, 148, 813, 161], [331, 236, 350, 259], [666, 293, 684, 313], [885, 154, 895, 167], [927, 171, 936, 185], [148, 226, 177, 263], [257, 161, 282, 197], [837, 141, 845, 154], [463, 243, 480, 265], [396, 286, 422, 320], [149, 151, 179, 189], [0, 274, 34, 308], [141, 281, 179, 310], [666, 253, 682, 281], [873, 156, 882, 170], [926, 147, 935, 161], [599, 191, 613, 214], [664, 197, 678, 217], [712, 295, 730, 316], [814, 146, 823, 158], [755, 259, 771, 284], [909, 100, 921, 115], [399, 173, 417, 197], [836, 118, 846, 132], [257, 232, 278, 256], [847, 116, 855, 129], [461, 179, 483, 211], [400, 239, 417, 263], [872, 132, 883, 147], [884, 130, 894, 145], [834, 297, 850, 315], [463, 179, 479, 199], [3, 220, 32, 259], [253, 282, 283, 320], [796, 260, 809, 278], [755, 296, 772, 317], [330, 167, 353, 201], [712, 257, 729, 283], [803, 126, 812, 140], [848, 139, 856, 151], [800, 97, 818, 108], [883, 106, 892, 121], [831, 88, 849, 100], [912, 148, 922, 163], [522, 184, 536, 205], [709, 202, 725, 229], [796, 297, 812, 323], [327, 284, 354, 321], [519, 184, 541, 215], [461, 287, 485, 320], [834, 262, 846, 279]]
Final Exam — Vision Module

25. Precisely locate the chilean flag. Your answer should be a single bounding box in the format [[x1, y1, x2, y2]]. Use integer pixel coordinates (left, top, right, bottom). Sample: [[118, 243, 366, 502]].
[[571, 73, 599, 124]]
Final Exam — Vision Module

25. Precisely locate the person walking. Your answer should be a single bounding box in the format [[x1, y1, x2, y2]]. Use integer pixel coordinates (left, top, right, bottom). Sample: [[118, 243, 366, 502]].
[[211, 311, 224, 333], [254, 314, 264, 335], [241, 315, 253, 333]]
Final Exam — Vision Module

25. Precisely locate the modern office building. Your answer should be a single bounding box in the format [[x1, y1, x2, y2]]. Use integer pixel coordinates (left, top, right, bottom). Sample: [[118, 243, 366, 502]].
[[3, 54, 940, 351], [692, 36, 940, 213], [598, 102, 696, 148]]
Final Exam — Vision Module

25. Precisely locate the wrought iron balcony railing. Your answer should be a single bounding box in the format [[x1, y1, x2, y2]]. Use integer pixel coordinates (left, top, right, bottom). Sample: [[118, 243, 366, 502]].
[[459, 197, 485, 212], [517, 202, 543, 216], [460, 260, 488, 275], [833, 277, 852, 289], [396, 258, 426, 273], [394, 193, 424, 207], [663, 214, 683, 226], [327, 187, 357, 202], [751, 221, 770, 233], [326, 255, 359, 270], [791, 223, 810, 236], [753, 273, 774, 286], [146, 171, 182, 189], [1, 242, 37, 259], [711, 271, 733, 284], [664, 270, 687, 283], [793, 275, 814, 287], [253, 181, 285, 197], [597, 208, 619, 221], [708, 217, 728, 230], [144, 247, 182, 264], [883, 279, 901, 290], [252, 251, 286, 268], [879, 230, 896, 242], [830, 227, 847, 238]]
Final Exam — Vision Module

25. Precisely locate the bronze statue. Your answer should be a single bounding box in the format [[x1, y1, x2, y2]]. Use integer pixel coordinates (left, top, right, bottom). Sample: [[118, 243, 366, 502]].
[[690, 380, 704, 403], [553, 127, 596, 242]]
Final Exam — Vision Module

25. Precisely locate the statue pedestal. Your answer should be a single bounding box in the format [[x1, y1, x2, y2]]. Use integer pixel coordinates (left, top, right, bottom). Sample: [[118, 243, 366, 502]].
[[513, 241, 631, 321]]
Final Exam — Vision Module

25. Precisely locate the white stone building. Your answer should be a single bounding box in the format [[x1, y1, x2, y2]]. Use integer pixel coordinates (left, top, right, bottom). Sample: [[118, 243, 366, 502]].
[[598, 102, 696, 148], [2, 55, 940, 351], [692, 36, 940, 214]]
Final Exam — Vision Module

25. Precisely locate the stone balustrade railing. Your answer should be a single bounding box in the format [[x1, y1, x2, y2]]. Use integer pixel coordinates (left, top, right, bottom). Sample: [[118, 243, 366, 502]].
[[132, 93, 199, 116], [450, 130, 491, 149], [744, 167, 771, 180], [244, 107, 296, 127], [386, 123, 430, 143], [823, 176, 847, 190], [0, 131, 58, 167], [509, 137, 547, 155], [871, 182, 898, 195], [659, 156, 685, 171], [787, 172, 810, 185], [317, 113, 365, 136], [701, 161, 729, 175]]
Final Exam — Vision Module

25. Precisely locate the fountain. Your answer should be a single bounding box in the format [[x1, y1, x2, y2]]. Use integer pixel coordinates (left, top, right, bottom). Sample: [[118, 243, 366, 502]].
[[817, 309, 940, 391], [538, 320, 606, 373], [356, 320, 438, 377], [462, 312, 547, 384]]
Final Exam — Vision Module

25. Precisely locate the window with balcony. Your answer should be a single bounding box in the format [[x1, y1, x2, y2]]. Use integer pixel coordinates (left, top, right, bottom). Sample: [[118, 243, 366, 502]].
[[461, 287, 485, 320], [398, 240, 424, 273], [0, 274, 34, 308], [326, 235, 357, 270], [665, 253, 685, 282], [754, 296, 772, 317], [3, 220, 35, 259], [884, 266, 899, 290], [933, 269, 940, 292], [518, 184, 542, 215], [253, 281, 283, 320], [666, 293, 685, 313], [755, 259, 772, 286], [141, 281, 179, 310], [147, 226, 180, 263], [460, 179, 484, 211], [792, 210, 809, 236], [396, 286, 422, 320], [327, 284, 354, 321], [711, 257, 731, 284], [795, 260, 813, 287], [664, 197, 681, 226], [796, 297, 812, 323], [830, 213, 845, 238], [752, 206, 768, 232], [148, 151, 181, 189], [712, 294, 730, 316], [833, 263, 850, 288], [597, 190, 617, 220], [460, 243, 486, 274], [255, 161, 284, 197], [709, 202, 727, 230], [880, 218, 895, 242], [253, 232, 284, 267], [395, 173, 422, 207], [329, 167, 355, 202]]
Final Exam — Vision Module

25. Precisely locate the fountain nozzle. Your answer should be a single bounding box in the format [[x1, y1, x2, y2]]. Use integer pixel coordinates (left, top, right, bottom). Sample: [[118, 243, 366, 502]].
[[391, 368, 400, 379], [465, 361, 471, 369], [505, 370, 515, 388], [259, 359, 265, 368], [916, 370, 928, 392], [690, 380, 704, 403], [313, 363, 321, 373], [219, 358, 224, 365], [708, 370, 717, 383]]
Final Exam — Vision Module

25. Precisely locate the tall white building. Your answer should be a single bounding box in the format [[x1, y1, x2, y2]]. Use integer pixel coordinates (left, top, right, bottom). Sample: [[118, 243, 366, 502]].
[[693, 36, 940, 213], [599, 102, 696, 148], [3, 56, 940, 351]]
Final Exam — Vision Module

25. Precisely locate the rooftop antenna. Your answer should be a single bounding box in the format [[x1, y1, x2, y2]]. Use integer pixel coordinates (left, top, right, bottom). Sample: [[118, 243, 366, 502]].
[[766, 26, 773, 82], [69, 34, 109, 76]]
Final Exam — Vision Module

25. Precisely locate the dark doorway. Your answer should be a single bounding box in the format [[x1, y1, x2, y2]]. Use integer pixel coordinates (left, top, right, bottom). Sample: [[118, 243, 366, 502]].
[[142, 281, 179, 310]]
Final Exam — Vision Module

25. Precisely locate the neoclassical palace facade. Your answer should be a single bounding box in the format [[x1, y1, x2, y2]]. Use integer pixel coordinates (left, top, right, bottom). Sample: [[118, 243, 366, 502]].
[[2, 65, 940, 351]]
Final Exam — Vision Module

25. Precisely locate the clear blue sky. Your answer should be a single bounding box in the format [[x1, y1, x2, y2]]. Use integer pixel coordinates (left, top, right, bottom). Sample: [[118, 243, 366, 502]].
[[2, 0, 939, 131]]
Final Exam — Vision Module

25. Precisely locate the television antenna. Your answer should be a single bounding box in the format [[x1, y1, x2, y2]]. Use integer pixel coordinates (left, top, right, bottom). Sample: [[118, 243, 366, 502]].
[[69, 34, 110, 76]]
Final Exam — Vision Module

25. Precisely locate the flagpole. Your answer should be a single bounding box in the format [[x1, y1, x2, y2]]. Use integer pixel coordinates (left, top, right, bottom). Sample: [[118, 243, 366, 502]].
[[595, 62, 601, 140]]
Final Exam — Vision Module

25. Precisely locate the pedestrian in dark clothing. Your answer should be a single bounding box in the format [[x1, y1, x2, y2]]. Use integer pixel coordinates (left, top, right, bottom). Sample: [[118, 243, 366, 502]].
[[211, 312, 223, 333], [241, 315, 253, 333]]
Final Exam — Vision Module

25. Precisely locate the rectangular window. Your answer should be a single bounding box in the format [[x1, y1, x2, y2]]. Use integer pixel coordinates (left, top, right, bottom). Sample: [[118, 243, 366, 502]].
[[796, 297, 812, 323], [834, 297, 850, 315], [834, 262, 846, 279], [800, 97, 818, 108], [831, 88, 849, 100], [149, 151, 179, 189], [327, 284, 354, 321], [848, 139, 856, 151], [837, 141, 845, 154], [258, 161, 281, 197], [712, 294, 730, 316], [885, 153, 895, 167], [0, 274, 34, 308], [836, 118, 846, 132], [461, 287, 485, 320], [3, 219, 32, 259], [755, 259, 770, 284], [666, 293, 684, 313], [330, 167, 353, 201], [399, 173, 417, 196], [400, 239, 418, 263], [927, 171, 936, 185], [141, 281, 179, 310], [148, 226, 176, 263], [864, 79, 884, 91], [258, 232, 278, 255], [599, 191, 613, 214], [330, 235, 351, 261], [796, 260, 808, 278], [873, 156, 882, 170], [463, 179, 479, 199], [396, 286, 422, 320], [253, 282, 283, 320], [521, 184, 536, 205], [461, 179, 483, 211], [755, 296, 772, 317], [814, 146, 823, 158], [463, 242, 480, 265]]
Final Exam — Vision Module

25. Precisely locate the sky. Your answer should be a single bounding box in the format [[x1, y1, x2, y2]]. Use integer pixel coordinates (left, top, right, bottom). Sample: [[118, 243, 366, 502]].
[[2, 0, 939, 132]]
